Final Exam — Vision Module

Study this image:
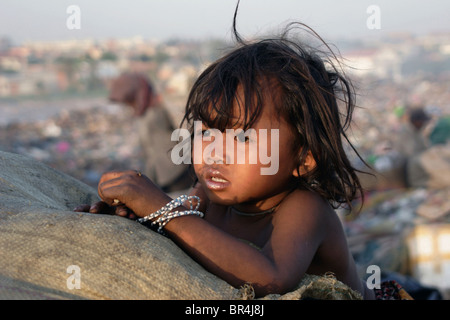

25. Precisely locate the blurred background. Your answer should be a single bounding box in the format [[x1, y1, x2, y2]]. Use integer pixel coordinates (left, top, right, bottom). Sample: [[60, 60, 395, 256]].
[[0, 0, 449, 299]]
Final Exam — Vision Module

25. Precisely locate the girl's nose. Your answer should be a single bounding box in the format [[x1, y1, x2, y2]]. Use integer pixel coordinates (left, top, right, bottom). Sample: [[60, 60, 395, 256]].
[[208, 154, 226, 164], [203, 131, 231, 165]]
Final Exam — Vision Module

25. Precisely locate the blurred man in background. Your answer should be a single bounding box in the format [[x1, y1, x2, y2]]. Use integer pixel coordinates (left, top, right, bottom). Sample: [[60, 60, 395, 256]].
[[395, 107, 430, 158], [109, 72, 193, 193], [392, 107, 430, 188]]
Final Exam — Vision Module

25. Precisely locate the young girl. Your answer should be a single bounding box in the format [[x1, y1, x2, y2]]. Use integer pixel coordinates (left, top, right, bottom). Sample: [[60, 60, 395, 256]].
[[75, 19, 374, 299]]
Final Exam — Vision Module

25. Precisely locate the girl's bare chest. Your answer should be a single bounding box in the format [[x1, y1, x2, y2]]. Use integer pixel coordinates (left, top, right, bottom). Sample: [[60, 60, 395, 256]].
[[205, 206, 274, 249]]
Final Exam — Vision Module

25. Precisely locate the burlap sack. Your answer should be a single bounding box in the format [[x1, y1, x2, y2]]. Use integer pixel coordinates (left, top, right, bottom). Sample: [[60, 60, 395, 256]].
[[0, 151, 362, 300]]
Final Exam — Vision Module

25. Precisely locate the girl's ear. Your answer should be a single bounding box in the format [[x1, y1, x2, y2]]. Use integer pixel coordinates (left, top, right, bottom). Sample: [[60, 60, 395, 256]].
[[292, 151, 317, 177]]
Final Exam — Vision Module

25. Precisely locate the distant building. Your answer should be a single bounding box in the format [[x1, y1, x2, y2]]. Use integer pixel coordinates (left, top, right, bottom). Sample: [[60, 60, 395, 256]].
[[344, 47, 402, 82]]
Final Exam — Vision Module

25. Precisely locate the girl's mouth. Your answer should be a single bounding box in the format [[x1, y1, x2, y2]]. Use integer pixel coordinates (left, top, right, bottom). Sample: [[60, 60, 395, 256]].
[[204, 169, 230, 190], [211, 176, 228, 183]]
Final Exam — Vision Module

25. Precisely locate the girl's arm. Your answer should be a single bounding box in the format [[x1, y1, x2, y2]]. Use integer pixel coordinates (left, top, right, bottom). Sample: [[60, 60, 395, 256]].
[[163, 211, 323, 296], [98, 171, 325, 296]]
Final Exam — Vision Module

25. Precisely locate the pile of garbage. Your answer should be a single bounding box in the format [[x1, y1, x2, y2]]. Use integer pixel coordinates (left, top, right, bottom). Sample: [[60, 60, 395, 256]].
[[342, 186, 450, 299], [0, 103, 143, 188]]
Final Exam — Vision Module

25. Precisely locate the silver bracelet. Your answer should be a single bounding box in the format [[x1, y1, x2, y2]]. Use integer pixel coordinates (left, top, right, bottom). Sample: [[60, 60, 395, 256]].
[[137, 195, 203, 234]]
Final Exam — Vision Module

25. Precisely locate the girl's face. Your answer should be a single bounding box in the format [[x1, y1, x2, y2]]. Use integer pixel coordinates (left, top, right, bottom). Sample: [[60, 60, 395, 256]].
[[193, 91, 300, 212]]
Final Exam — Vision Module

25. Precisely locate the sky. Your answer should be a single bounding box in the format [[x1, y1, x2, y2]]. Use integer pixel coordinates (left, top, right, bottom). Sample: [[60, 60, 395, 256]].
[[1, 0, 450, 44]]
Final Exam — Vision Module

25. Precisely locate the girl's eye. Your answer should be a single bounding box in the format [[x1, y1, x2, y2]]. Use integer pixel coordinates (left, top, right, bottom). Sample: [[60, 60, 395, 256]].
[[235, 132, 249, 143], [202, 129, 211, 137]]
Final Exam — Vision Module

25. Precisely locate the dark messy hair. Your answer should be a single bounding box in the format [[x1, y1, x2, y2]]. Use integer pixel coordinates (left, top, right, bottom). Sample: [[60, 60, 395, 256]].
[[181, 2, 367, 210]]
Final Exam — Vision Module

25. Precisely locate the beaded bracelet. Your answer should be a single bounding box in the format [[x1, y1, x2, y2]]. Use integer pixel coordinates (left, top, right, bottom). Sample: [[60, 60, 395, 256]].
[[137, 195, 203, 234]]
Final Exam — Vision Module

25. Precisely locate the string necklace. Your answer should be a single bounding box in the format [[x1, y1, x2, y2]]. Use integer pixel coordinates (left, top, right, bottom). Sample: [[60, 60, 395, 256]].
[[230, 203, 279, 217], [229, 189, 295, 217]]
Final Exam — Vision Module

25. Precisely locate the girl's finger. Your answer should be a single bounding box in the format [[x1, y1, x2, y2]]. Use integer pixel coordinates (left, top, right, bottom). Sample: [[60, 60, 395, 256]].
[[98, 170, 126, 183], [128, 212, 137, 220], [98, 172, 124, 197], [115, 206, 129, 217], [98, 170, 140, 185], [89, 201, 113, 214], [98, 183, 128, 205], [98, 170, 141, 202], [115, 206, 137, 220], [73, 204, 91, 212], [98, 175, 126, 202]]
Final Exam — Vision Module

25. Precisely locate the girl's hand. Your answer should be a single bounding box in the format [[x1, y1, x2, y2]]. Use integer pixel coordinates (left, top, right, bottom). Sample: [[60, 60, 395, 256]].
[[73, 201, 137, 219], [96, 170, 172, 219]]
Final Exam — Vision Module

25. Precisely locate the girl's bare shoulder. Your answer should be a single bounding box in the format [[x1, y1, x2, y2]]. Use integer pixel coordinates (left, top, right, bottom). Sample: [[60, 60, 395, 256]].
[[271, 189, 341, 242], [277, 189, 335, 221]]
